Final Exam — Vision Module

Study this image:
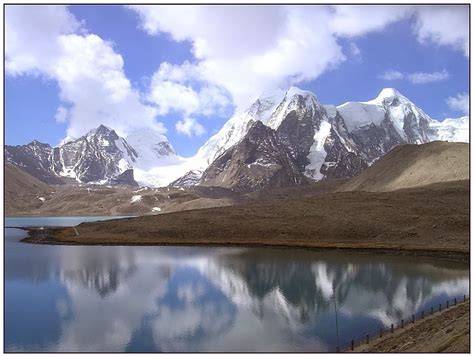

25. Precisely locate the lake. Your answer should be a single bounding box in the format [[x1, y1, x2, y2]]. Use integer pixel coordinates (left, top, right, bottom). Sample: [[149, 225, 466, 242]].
[[5, 217, 469, 352]]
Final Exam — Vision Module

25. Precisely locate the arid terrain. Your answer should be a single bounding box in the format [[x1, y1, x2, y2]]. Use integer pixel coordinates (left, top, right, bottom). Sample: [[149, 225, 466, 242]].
[[23, 180, 469, 262], [339, 141, 469, 192], [5, 162, 239, 216]]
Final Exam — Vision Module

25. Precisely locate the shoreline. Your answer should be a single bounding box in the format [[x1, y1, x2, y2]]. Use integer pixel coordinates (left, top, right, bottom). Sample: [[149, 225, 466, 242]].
[[20, 227, 469, 263]]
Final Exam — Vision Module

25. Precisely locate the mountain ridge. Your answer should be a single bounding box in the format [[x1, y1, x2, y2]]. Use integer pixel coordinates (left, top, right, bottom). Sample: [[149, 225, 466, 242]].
[[5, 87, 468, 190]]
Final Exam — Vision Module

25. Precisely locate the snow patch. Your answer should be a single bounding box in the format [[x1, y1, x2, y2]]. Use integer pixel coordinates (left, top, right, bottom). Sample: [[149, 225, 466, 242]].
[[152, 207, 162, 212], [130, 195, 142, 203], [304, 121, 332, 180], [126, 129, 177, 170], [117, 158, 131, 174], [337, 102, 385, 132]]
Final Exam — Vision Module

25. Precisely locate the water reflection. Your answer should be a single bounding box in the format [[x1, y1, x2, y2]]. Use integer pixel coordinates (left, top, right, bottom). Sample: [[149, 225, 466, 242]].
[[5, 219, 469, 352]]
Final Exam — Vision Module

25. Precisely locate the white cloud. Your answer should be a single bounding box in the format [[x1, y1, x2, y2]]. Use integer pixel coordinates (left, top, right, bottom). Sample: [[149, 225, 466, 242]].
[[5, 5, 82, 76], [129, 5, 346, 110], [331, 5, 468, 57], [379, 69, 449, 84], [149, 80, 201, 116], [148, 61, 231, 117], [414, 5, 469, 57], [54, 106, 68, 123], [175, 117, 205, 137], [407, 69, 449, 84], [379, 70, 404, 81], [129, 5, 468, 115], [446, 93, 469, 115], [6, 5, 164, 139], [329, 5, 412, 37]]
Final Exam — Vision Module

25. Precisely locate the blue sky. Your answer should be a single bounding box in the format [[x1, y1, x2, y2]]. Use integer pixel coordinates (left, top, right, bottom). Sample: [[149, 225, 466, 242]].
[[5, 5, 469, 156]]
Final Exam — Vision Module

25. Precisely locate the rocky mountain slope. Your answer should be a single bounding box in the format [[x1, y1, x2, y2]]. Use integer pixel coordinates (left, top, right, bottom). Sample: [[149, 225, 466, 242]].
[[5, 125, 177, 186], [200, 121, 307, 193], [339, 141, 469, 192]]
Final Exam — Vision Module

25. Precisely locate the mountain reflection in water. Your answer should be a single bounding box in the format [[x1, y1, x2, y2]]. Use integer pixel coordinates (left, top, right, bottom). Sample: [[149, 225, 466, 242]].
[[5, 224, 469, 352]]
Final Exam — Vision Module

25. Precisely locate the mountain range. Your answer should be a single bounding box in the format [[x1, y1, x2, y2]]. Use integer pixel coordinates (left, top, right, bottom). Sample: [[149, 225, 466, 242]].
[[5, 87, 468, 192]]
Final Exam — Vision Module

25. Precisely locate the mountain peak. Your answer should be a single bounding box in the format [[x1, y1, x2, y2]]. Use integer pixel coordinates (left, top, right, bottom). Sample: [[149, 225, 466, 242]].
[[96, 124, 113, 133], [369, 88, 411, 104], [29, 139, 41, 145], [86, 124, 116, 138], [286, 86, 317, 100], [379, 87, 402, 98]]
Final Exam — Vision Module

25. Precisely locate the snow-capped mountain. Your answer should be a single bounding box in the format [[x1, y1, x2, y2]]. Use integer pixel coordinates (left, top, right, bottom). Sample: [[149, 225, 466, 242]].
[[5, 124, 198, 187], [5, 87, 468, 190], [189, 87, 468, 188], [51, 124, 138, 183], [6, 125, 138, 185]]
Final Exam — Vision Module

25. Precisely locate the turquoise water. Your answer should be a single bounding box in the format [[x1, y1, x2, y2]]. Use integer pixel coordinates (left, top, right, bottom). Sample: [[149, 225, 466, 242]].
[[5, 217, 469, 352]]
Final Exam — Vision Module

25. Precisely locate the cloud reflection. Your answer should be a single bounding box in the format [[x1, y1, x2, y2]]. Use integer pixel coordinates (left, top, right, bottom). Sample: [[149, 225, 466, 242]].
[[5, 233, 469, 352]]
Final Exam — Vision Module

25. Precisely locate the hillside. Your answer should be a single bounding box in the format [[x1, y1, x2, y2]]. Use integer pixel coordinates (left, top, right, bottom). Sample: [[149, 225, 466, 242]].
[[5, 163, 55, 214], [339, 141, 469, 192]]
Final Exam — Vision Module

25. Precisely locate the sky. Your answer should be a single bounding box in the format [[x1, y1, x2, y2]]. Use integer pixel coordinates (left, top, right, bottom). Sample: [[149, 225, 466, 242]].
[[5, 5, 470, 157]]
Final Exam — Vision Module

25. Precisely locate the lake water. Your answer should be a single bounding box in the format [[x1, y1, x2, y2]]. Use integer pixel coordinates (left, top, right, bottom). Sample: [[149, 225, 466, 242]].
[[5, 217, 469, 352]]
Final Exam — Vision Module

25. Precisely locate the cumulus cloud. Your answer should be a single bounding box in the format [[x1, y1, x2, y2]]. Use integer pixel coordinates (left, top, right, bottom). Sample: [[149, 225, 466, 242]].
[[413, 5, 469, 57], [5, 5, 163, 139], [148, 61, 231, 117], [446, 93, 469, 115], [175, 117, 206, 137], [129, 5, 468, 115], [129, 5, 346, 110], [5, 5, 82, 76], [379, 69, 449, 84]]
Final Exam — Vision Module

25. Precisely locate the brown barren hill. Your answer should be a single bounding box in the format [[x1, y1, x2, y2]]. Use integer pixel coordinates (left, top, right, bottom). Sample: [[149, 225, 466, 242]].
[[5, 163, 54, 214], [339, 141, 468, 192], [24, 180, 469, 259]]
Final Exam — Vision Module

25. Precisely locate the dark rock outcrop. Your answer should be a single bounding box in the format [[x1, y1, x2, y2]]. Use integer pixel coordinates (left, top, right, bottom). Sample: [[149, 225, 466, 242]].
[[200, 121, 306, 193]]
